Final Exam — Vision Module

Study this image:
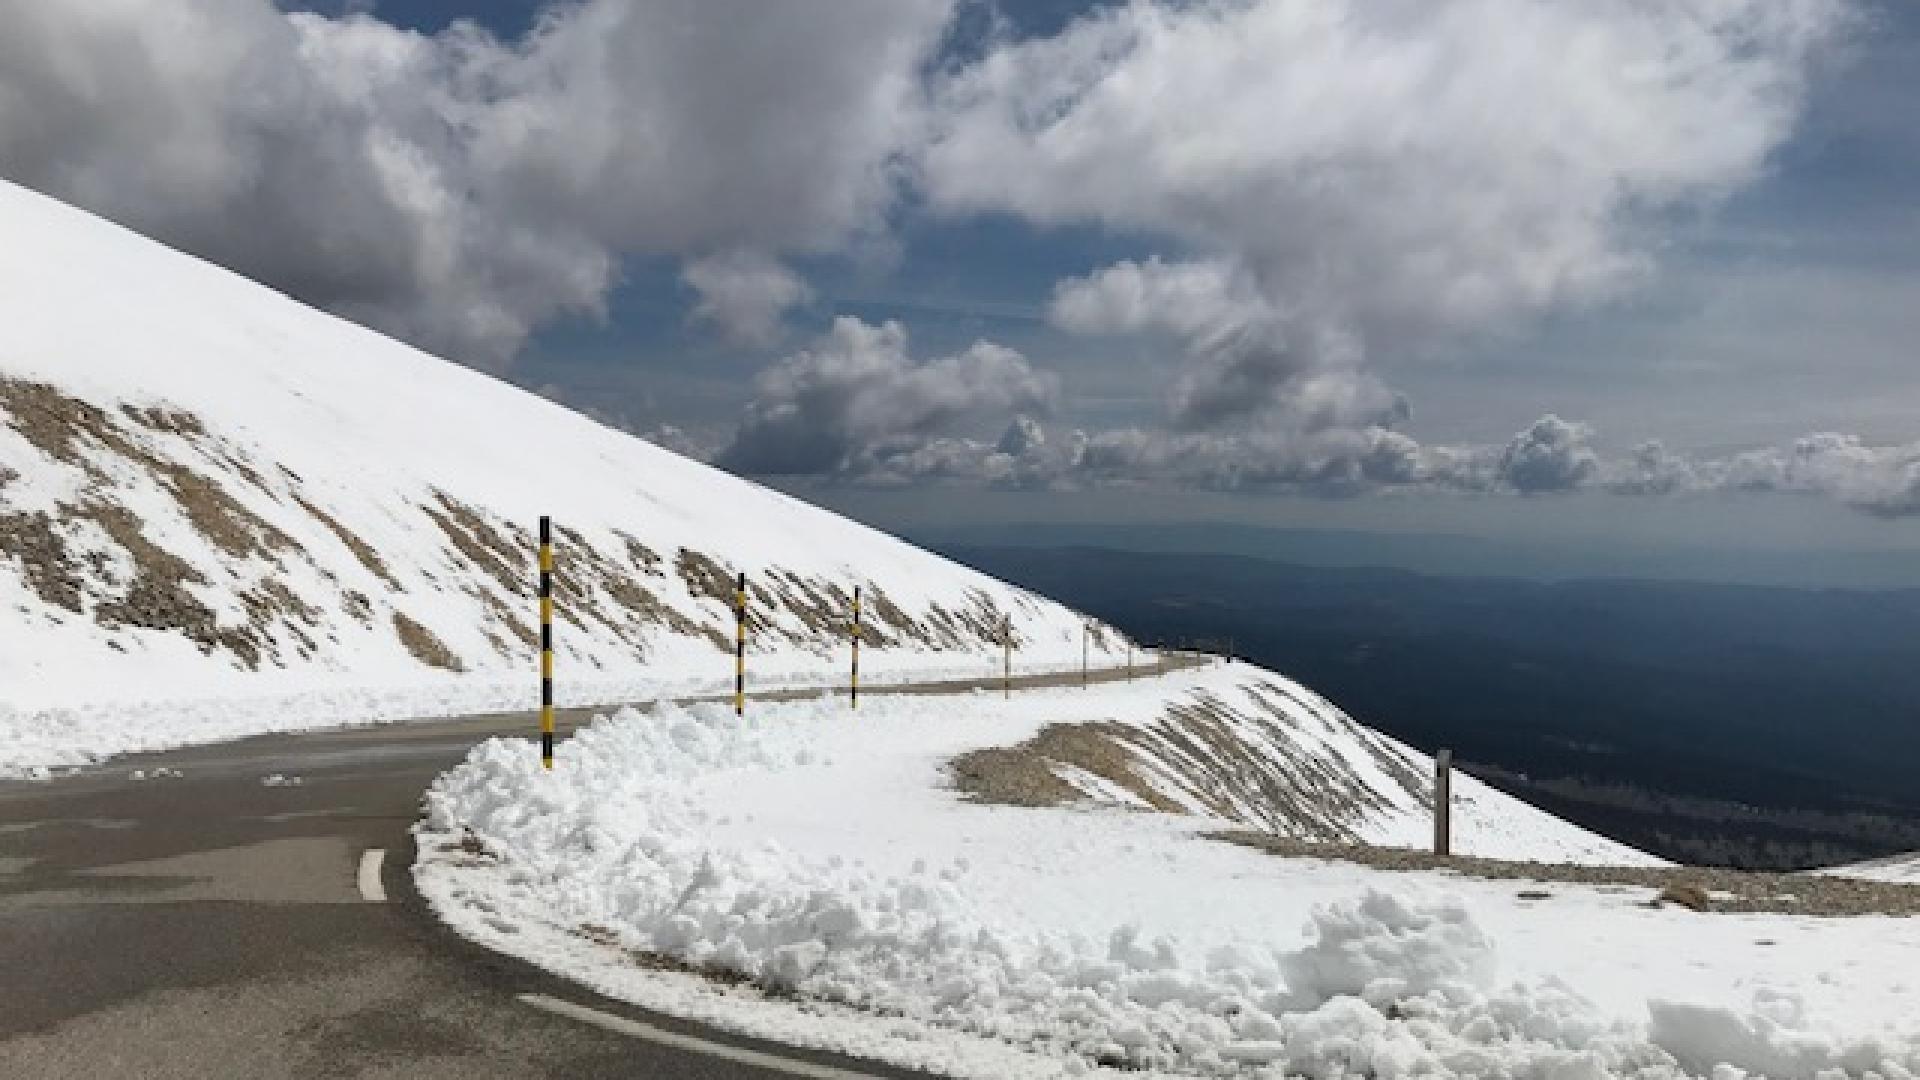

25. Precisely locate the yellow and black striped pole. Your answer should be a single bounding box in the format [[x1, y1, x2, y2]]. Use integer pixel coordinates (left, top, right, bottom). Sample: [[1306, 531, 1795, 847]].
[[539, 515, 554, 770], [850, 585, 861, 710], [734, 571, 747, 717], [1002, 616, 1011, 700]]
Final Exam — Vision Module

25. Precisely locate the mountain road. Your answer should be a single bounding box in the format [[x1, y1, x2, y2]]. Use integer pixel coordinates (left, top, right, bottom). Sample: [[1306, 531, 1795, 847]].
[[0, 654, 1206, 1079]]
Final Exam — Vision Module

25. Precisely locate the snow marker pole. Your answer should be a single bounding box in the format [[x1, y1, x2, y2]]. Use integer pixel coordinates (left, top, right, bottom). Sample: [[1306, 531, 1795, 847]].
[[1127, 640, 1133, 682], [1434, 748, 1453, 857], [850, 586, 861, 710], [734, 571, 747, 717], [1002, 616, 1011, 700], [1081, 623, 1089, 689], [539, 515, 554, 770]]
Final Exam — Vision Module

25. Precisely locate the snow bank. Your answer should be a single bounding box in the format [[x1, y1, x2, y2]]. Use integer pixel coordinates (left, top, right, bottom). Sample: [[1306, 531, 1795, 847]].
[[0, 654, 1090, 778], [416, 674, 1920, 1078]]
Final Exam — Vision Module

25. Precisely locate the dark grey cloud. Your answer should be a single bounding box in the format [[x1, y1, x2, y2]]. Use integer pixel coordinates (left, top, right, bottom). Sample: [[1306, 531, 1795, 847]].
[[0, 0, 951, 366], [716, 317, 1058, 477], [718, 403, 1920, 521], [1049, 258, 1406, 435]]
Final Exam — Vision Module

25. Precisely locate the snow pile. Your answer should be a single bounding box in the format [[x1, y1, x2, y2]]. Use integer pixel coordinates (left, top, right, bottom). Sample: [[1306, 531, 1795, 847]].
[[1277, 890, 1495, 1003], [0, 179, 1124, 776], [1649, 994, 1920, 1080], [417, 670, 1920, 1078]]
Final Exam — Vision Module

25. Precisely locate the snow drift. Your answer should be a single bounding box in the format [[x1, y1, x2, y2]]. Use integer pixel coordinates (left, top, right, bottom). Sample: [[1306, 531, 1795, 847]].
[[416, 667, 1920, 1078], [0, 180, 1125, 775], [413, 666, 1920, 1079]]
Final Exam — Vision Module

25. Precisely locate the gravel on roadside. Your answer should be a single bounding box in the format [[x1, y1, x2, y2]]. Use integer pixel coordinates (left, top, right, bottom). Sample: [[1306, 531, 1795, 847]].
[[1212, 830, 1920, 918]]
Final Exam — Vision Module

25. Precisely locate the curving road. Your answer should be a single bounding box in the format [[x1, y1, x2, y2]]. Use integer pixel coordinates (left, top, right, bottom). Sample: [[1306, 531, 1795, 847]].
[[0, 655, 1203, 1079]]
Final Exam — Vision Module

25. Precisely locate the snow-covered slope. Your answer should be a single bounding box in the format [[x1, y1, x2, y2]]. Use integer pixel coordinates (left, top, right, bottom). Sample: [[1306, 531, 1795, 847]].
[[418, 666, 1918, 1080], [948, 662, 1654, 864], [1818, 852, 1920, 883], [0, 180, 1128, 775]]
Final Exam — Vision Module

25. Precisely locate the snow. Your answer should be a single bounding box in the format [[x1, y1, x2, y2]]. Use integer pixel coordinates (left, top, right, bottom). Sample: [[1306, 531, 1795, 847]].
[[0, 179, 1127, 776], [1817, 853, 1920, 884], [416, 664, 1920, 1079]]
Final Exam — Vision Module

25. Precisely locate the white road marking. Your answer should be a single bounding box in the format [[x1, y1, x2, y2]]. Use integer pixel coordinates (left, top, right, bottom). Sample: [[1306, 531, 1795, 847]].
[[357, 848, 387, 902], [517, 993, 883, 1079]]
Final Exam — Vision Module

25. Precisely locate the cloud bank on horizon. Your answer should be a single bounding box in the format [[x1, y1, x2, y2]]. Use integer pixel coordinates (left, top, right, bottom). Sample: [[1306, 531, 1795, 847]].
[[3, 0, 1912, 515]]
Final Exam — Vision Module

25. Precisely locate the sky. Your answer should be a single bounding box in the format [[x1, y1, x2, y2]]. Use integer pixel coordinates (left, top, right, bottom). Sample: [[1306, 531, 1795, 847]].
[[2, 0, 1918, 582]]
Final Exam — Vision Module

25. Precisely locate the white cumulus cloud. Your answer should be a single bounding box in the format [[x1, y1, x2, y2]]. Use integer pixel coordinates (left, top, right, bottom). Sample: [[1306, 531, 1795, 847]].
[[682, 250, 813, 347], [717, 317, 1058, 478], [929, 0, 1849, 445]]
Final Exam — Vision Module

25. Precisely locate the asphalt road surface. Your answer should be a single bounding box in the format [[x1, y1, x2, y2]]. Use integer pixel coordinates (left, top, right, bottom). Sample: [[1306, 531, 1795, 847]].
[[0, 654, 1205, 1078]]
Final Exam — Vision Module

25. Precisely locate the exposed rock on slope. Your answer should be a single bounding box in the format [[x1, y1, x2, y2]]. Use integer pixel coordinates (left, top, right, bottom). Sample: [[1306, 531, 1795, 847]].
[[952, 667, 1658, 864], [0, 180, 1123, 773]]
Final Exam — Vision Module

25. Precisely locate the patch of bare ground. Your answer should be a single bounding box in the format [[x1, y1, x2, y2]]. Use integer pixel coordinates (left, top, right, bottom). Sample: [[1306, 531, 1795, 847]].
[[121, 401, 296, 560], [864, 585, 923, 648], [120, 403, 206, 438], [1197, 690, 1401, 837], [392, 611, 464, 671], [674, 547, 732, 606], [615, 532, 665, 577], [341, 588, 375, 625], [293, 492, 400, 590], [0, 379, 115, 465], [155, 457, 293, 561], [554, 523, 709, 649], [240, 579, 323, 660], [0, 510, 84, 612], [956, 590, 1010, 645], [13, 384, 289, 561], [948, 681, 1464, 847], [672, 548, 741, 650], [1247, 680, 1430, 810], [956, 692, 1395, 842], [0, 379, 293, 563], [422, 491, 527, 599], [761, 569, 856, 647], [1213, 832, 1920, 918], [950, 723, 1186, 812], [475, 588, 538, 654], [84, 501, 265, 667]]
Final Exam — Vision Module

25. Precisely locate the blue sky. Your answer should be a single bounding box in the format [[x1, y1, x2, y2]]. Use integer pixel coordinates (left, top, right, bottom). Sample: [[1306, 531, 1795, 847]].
[[10, 1, 1920, 581]]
